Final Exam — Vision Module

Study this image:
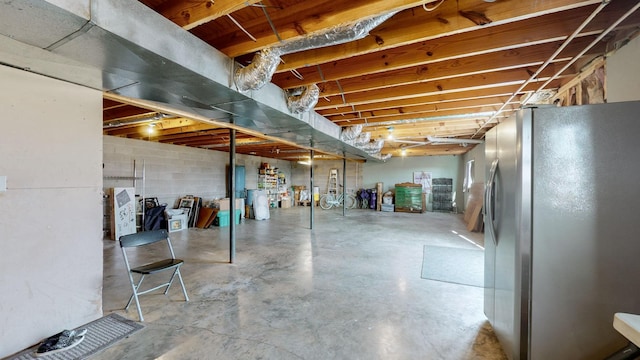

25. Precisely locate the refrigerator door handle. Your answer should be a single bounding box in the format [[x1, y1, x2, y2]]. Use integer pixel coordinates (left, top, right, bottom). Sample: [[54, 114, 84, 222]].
[[485, 159, 499, 245]]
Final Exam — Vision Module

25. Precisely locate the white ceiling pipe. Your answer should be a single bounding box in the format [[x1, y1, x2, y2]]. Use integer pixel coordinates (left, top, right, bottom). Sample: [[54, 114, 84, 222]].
[[427, 136, 484, 144], [471, 0, 611, 138]]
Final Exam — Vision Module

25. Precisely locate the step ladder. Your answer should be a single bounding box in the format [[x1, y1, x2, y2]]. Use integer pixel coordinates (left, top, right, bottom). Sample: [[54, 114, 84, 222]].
[[327, 169, 339, 195]]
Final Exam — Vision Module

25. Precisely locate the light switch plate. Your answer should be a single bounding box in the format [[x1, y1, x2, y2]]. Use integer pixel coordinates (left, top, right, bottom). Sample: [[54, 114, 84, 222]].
[[0, 176, 6, 192]]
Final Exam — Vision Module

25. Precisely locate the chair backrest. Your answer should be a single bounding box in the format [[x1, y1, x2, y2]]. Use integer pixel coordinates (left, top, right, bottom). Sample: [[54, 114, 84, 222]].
[[120, 229, 170, 248]]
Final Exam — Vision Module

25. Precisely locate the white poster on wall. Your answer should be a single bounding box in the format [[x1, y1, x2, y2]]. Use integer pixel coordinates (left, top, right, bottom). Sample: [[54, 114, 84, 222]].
[[413, 171, 432, 194], [111, 187, 137, 240]]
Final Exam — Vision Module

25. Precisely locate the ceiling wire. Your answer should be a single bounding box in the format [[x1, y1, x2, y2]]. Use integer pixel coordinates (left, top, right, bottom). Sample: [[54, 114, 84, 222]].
[[423, 0, 445, 12], [260, 1, 282, 42], [316, 65, 326, 82], [290, 69, 304, 80], [335, 80, 347, 104], [227, 14, 257, 42]]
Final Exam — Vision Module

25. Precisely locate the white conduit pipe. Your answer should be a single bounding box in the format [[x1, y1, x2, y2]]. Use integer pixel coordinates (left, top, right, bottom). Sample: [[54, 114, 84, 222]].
[[471, 0, 611, 138], [360, 111, 497, 128], [536, 1, 640, 92]]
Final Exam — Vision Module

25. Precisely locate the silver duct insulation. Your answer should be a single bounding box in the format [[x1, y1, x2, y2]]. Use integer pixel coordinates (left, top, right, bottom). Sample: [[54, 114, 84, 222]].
[[340, 124, 364, 142], [234, 11, 397, 93], [275, 12, 397, 55], [234, 48, 283, 92], [286, 84, 320, 113], [354, 132, 371, 147], [359, 139, 384, 154], [373, 153, 392, 161]]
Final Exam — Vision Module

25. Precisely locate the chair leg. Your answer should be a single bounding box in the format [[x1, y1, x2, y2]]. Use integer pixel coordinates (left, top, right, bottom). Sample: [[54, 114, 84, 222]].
[[125, 274, 145, 310], [133, 293, 144, 322], [125, 274, 146, 322], [163, 269, 179, 295], [176, 268, 189, 302]]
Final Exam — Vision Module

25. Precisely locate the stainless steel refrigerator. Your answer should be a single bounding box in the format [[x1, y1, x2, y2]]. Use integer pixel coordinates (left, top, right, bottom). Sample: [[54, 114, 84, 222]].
[[484, 101, 640, 360]]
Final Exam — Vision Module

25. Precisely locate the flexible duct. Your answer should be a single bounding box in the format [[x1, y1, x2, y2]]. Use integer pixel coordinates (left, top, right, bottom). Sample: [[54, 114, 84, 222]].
[[359, 139, 384, 154], [234, 48, 283, 92], [340, 124, 363, 142], [276, 12, 397, 55], [286, 84, 320, 113], [354, 132, 371, 147], [234, 11, 397, 92]]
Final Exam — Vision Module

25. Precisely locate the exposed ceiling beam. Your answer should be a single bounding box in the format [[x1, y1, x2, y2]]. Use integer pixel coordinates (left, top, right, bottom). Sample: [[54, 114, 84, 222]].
[[214, 0, 438, 57], [157, 0, 263, 30], [275, 0, 603, 72]]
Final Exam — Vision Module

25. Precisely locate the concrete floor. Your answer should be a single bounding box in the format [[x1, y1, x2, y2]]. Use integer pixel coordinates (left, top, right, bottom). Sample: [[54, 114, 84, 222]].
[[100, 207, 507, 360]]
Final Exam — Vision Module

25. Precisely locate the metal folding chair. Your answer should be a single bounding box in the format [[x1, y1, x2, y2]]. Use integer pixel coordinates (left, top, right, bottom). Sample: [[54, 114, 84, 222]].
[[119, 229, 189, 321]]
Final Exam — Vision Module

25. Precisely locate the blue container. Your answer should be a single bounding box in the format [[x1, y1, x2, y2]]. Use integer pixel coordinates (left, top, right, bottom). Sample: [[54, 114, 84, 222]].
[[214, 209, 242, 227], [246, 189, 257, 206]]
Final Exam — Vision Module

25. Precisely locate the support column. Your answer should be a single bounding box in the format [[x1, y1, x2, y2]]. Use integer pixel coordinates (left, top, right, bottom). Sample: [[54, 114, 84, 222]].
[[309, 149, 314, 230], [229, 128, 236, 263], [342, 156, 347, 216]]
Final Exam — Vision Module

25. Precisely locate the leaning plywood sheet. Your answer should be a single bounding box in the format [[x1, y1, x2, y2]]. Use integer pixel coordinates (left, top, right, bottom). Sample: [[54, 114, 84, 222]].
[[466, 203, 483, 232]]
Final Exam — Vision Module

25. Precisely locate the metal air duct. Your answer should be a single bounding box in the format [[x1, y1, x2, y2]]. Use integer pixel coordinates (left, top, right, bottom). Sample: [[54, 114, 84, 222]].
[[0, 0, 384, 162]]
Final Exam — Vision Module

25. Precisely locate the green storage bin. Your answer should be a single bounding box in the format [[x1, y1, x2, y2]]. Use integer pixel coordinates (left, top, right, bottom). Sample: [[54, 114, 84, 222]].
[[214, 209, 241, 227]]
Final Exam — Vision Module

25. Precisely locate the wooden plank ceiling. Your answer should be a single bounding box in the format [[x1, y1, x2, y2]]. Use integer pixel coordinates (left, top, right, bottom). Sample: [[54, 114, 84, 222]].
[[103, 0, 640, 160]]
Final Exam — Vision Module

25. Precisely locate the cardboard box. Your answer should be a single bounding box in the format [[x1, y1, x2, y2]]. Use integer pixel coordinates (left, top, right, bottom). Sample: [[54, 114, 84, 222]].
[[218, 198, 244, 211], [281, 197, 291, 208]]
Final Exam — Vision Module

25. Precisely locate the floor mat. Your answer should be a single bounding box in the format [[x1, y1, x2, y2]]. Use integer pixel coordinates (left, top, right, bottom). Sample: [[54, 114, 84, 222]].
[[8, 313, 144, 360], [421, 245, 484, 287]]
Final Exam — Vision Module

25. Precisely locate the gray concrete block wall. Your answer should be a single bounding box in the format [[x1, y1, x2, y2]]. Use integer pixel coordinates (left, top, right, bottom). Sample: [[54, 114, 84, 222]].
[[103, 135, 293, 233]]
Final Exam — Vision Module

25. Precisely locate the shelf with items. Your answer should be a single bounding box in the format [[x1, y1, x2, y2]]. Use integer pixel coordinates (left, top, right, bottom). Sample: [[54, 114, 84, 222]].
[[258, 163, 289, 208], [257, 174, 278, 207]]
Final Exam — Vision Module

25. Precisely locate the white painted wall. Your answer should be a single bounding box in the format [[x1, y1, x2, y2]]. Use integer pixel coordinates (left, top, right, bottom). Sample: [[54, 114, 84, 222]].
[[0, 65, 103, 358], [606, 34, 640, 102]]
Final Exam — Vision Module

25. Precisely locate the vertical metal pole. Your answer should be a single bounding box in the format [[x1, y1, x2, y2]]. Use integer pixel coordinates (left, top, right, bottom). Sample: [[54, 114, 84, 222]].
[[229, 128, 236, 263], [342, 156, 347, 216], [309, 149, 314, 230]]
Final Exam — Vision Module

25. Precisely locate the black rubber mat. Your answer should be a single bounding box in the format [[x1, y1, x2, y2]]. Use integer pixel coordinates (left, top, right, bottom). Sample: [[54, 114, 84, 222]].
[[8, 313, 144, 360]]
